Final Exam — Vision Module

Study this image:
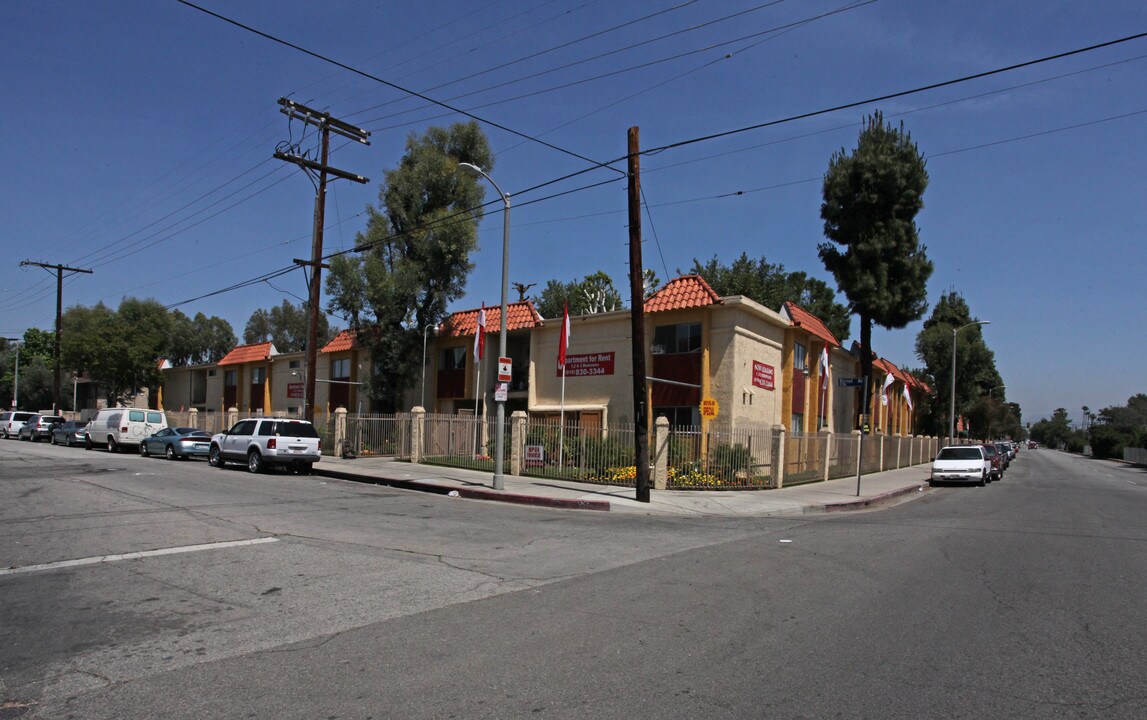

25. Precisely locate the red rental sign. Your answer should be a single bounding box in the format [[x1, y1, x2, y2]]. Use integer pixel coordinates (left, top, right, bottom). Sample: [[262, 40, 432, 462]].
[[752, 361, 775, 390], [558, 352, 615, 377], [287, 382, 304, 399]]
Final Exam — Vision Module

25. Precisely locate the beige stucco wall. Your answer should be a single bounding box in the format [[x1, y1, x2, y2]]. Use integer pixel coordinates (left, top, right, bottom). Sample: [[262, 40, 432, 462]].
[[530, 309, 634, 426], [830, 348, 859, 433], [708, 298, 786, 428]]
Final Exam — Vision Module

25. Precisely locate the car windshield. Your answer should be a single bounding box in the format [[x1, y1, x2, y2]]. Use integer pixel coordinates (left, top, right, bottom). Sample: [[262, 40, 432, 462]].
[[937, 447, 982, 460], [982, 446, 997, 457]]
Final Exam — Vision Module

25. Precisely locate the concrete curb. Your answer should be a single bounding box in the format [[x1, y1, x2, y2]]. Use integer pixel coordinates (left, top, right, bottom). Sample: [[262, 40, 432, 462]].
[[823, 482, 931, 512], [313, 467, 611, 512]]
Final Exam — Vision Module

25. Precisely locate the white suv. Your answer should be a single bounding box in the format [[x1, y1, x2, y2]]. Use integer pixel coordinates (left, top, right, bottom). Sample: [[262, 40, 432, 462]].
[[209, 418, 322, 474]]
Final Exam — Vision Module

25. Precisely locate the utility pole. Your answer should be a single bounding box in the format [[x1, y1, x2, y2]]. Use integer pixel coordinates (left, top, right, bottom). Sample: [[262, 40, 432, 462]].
[[274, 98, 369, 422], [20, 261, 92, 413], [626, 126, 650, 503]]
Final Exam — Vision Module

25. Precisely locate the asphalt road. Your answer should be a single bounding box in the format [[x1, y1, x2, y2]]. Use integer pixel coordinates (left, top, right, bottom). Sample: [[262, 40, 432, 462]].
[[2, 441, 1145, 719]]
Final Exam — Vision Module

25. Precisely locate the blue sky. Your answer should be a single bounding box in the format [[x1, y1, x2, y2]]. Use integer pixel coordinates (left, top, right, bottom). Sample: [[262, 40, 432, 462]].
[[2, 0, 1145, 425]]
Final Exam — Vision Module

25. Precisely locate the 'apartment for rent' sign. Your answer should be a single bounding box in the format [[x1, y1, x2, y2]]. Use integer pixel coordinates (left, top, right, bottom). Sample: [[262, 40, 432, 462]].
[[558, 352, 616, 377], [752, 361, 775, 390]]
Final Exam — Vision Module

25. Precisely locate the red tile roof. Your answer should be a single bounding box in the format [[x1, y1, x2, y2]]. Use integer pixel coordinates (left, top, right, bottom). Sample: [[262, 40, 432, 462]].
[[218, 341, 276, 366], [439, 301, 545, 338], [644, 274, 722, 313], [321, 329, 358, 354], [873, 357, 907, 381], [783, 301, 840, 347]]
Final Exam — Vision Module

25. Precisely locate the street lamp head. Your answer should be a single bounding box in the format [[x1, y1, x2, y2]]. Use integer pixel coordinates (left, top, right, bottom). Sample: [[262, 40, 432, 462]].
[[954, 319, 991, 336], [456, 161, 484, 178]]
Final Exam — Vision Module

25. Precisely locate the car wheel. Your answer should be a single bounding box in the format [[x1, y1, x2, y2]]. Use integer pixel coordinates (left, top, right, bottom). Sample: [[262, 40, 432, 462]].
[[165, 445, 177, 461], [209, 445, 224, 468], [978, 472, 986, 487], [296, 462, 313, 476], [247, 450, 263, 474], [50, 434, 57, 445], [140, 442, 149, 456], [108, 437, 119, 453], [85, 437, 93, 450]]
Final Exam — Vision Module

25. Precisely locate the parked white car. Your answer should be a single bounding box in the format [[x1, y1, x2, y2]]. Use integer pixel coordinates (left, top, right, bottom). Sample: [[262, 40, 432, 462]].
[[931, 445, 989, 487], [208, 418, 322, 474]]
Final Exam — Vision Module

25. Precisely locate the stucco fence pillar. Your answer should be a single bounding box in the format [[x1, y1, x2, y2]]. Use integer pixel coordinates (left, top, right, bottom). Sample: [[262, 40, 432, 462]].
[[333, 407, 347, 456], [410, 407, 425, 464], [772, 425, 786, 489], [510, 410, 527, 476], [652, 416, 669, 490], [226, 407, 239, 430]]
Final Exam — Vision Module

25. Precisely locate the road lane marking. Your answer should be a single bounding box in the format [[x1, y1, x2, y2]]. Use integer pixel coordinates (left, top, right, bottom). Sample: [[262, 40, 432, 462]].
[[0, 537, 278, 577]]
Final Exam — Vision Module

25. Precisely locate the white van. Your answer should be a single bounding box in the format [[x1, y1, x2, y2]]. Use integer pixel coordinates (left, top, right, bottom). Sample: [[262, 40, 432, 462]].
[[85, 407, 168, 453], [0, 411, 36, 439]]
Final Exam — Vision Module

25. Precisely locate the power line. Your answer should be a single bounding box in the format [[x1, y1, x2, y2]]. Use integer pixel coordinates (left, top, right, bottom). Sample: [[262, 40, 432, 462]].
[[174, 0, 623, 176], [636, 30, 1147, 157], [361, 1, 874, 130]]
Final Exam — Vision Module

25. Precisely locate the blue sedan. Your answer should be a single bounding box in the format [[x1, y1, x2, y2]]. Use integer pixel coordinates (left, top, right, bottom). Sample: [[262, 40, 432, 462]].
[[140, 427, 212, 460]]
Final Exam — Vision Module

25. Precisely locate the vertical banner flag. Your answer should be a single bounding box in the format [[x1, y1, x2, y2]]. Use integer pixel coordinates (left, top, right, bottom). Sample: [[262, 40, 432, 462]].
[[819, 345, 829, 377], [881, 372, 894, 406], [474, 304, 486, 361], [903, 382, 914, 410], [558, 302, 571, 371]]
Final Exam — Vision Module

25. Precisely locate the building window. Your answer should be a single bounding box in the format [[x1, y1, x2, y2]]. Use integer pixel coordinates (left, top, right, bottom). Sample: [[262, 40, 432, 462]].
[[332, 358, 350, 380], [442, 346, 467, 370], [224, 370, 237, 387], [252, 367, 265, 384], [655, 406, 700, 430], [793, 342, 808, 371], [791, 412, 805, 435], [289, 360, 301, 369], [651, 322, 701, 355]]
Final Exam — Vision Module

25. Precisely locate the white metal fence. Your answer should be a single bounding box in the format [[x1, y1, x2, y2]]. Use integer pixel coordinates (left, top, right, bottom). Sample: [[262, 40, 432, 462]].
[[260, 409, 940, 490]]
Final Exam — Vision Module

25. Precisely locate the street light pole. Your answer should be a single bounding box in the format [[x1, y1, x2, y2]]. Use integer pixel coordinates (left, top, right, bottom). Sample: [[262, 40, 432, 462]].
[[457, 162, 510, 491], [949, 320, 990, 445]]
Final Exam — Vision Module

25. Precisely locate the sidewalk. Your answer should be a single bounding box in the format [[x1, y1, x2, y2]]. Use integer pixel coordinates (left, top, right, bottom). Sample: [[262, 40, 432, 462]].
[[313, 456, 933, 516]]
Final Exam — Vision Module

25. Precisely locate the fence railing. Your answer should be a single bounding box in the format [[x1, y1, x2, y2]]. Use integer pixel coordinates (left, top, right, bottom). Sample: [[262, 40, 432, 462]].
[[312, 409, 940, 491], [1124, 447, 1147, 465]]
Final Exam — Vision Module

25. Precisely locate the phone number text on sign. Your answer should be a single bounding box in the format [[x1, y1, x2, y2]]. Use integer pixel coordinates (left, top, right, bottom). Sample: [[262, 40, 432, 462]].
[[752, 361, 775, 390], [559, 352, 616, 377]]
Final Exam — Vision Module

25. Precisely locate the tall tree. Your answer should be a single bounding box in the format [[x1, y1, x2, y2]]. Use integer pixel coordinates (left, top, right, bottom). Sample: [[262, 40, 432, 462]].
[[914, 292, 999, 436], [533, 271, 626, 319], [62, 298, 171, 405], [167, 310, 237, 366], [819, 112, 933, 405], [243, 300, 330, 353], [692, 253, 851, 342], [326, 121, 493, 410]]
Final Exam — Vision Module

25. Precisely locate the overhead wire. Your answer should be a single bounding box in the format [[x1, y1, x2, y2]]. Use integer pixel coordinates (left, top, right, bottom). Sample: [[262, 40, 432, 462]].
[[174, 0, 626, 176], [634, 30, 1147, 157], [360, 1, 874, 130]]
